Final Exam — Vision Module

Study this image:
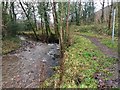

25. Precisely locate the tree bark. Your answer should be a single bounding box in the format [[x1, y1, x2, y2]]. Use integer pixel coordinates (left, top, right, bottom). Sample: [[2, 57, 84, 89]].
[[32, 5, 38, 31], [52, 1, 59, 38], [108, 0, 113, 30], [101, 0, 105, 23], [19, 1, 39, 40], [66, 0, 70, 45], [43, 2, 51, 41], [58, 3, 64, 87]]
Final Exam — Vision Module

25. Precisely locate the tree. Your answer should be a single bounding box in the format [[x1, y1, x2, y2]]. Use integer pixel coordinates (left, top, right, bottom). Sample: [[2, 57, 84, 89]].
[[83, 2, 88, 24], [66, 0, 70, 45], [19, 1, 39, 40], [52, 1, 59, 38], [58, 2, 64, 87], [101, 0, 105, 23], [37, 2, 45, 35], [2, 2, 9, 37], [32, 5, 38, 31], [10, 2, 16, 22], [75, 0, 81, 25], [108, 0, 113, 30]]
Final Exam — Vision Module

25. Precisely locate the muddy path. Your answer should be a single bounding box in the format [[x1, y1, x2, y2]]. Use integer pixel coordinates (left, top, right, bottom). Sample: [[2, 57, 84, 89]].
[[81, 34, 119, 88], [81, 34, 118, 59], [2, 39, 60, 88]]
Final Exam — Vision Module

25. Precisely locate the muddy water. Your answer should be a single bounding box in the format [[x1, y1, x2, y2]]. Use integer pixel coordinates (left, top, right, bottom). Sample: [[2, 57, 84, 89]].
[[2, 40, 60, 88]]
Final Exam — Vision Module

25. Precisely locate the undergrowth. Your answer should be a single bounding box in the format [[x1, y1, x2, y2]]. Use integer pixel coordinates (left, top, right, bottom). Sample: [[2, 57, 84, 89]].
[[40, 33, 117, 88], [2, 36, 21, 54]]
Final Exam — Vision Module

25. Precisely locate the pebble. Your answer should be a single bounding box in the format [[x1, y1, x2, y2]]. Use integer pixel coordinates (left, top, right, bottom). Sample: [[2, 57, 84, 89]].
[[13, 76, 16, 79], [3, 41, 60, 88], [38, 79, 41, 82], [22, 80, 26, 83], [11, 78, 14, 81], [32, 61, 35, 64], [30, 58, 33, 60], [28, 72, 31, 76], [34, 65, 37, 68], [42, 59, 47, 62]]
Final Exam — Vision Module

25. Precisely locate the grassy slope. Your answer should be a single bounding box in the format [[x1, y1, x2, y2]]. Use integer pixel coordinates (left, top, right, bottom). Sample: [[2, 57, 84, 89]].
[[74, 24, 118, 52], [73, 24, 118, 51], [2, 36, 21, 54], [41, 30, 117, 88]]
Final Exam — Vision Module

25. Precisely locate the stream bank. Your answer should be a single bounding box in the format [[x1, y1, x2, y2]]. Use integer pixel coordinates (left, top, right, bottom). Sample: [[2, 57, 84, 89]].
[[2, 36, 60, 88]]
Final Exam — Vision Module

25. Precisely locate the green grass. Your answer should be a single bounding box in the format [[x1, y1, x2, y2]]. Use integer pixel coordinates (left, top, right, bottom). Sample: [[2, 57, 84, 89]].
[[100, 37, 118, 52], [80, 32, 118, 52], [18, 29, 56, 35], [73, 24, 118, 52], [40, 33, 117, 88], [2, 36, 21, 54]]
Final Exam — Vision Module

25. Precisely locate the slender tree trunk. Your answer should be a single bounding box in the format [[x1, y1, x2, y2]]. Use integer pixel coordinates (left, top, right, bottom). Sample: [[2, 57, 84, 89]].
[[78, 0, 81, 24], [43, 5, 49, 39], [2, 2, 8, 37], [32, 6, 38, 31], [52, 1, 59, 38], [101, 0, 105, 23], [58, 2, 64, 87], [43, 2, 51, 41], [108, 0, 113, 30], [40, 17, 44, 35], [19, 1, 39, 40], [75, 2, 79, 25], [66, 0, 70, 45], [11, 2, 16, 22]]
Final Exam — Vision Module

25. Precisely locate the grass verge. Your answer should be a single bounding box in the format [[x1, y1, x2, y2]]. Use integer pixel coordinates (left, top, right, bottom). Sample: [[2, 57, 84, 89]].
[[80, 32, 118, 52], [2, 36, 21, 54]]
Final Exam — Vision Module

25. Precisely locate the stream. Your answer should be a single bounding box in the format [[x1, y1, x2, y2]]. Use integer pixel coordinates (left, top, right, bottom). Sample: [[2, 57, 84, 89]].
[[2, 36, 60, 88]]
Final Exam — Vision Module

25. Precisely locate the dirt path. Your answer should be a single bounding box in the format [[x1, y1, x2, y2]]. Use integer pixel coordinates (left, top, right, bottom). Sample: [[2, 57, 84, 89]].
[[2, 40, 60, 88], [81, 35, 118, 59], [81, 34, 118, 88]]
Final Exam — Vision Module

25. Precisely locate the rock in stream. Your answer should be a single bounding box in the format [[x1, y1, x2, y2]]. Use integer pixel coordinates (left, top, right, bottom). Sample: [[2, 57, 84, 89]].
[[2, 40, 60, 88]]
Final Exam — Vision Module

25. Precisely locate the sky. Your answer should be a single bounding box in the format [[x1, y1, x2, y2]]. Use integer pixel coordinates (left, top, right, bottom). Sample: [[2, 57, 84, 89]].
[[49, 0, 112, 22], [15, 0, 112, 23], [94, 0, 111, 11]]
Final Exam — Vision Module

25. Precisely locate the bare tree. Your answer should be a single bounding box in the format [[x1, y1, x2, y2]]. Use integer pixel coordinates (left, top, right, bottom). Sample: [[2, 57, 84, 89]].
[[52, 1, 59, 38], [101, 0, 105, 23], [108, 0, 113, 29], [19, 1, 39, 40], [66, 0, 70, 45]]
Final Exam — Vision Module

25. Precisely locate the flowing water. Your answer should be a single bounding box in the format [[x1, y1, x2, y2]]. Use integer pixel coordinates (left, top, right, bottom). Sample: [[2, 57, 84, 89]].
[[2, 36, 60, 88]]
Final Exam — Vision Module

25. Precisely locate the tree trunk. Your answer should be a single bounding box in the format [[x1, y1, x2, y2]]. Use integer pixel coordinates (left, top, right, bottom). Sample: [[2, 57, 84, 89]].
[[40, 17, 44, 35], [58, 2, 64, 87], [108, 0, 113, 30], [101, 0, 105, 23], [43, 2, 51, 41], [32, 6, 38, 31], [11, 2, 16, 22], [19, 1, 39, 40], [2, 2, 8, 37], [66, 0, 70, 45], [52, 1, 59, 38]]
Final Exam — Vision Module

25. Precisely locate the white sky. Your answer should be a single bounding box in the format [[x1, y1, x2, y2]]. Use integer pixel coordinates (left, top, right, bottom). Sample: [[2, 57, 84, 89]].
[[14, 0, 113, 23], [94, 0, 111, 11]]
